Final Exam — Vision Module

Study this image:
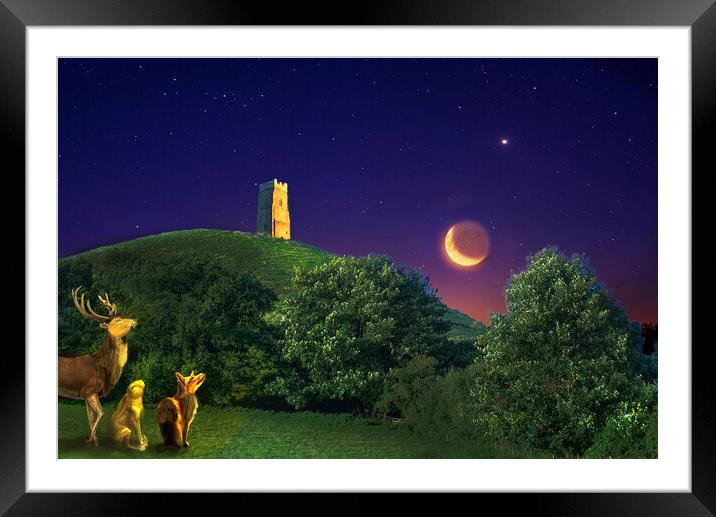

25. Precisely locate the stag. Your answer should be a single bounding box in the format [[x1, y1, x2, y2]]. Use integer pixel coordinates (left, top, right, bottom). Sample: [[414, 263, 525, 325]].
[[59, 287, 137, 446]]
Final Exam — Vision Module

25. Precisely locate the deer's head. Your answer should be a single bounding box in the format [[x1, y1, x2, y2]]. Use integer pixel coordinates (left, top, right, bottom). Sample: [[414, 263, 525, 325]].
[[175, 370, 206, 396], [72, 287, 137, 339]]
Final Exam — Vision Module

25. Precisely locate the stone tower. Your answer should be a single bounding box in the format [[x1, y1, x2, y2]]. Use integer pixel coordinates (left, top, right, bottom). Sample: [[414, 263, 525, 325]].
[[256, 179, 290, 239]]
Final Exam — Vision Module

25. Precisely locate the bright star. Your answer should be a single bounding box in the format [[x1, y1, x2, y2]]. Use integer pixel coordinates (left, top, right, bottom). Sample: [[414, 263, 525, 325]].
[[501, 138, 509, 145]]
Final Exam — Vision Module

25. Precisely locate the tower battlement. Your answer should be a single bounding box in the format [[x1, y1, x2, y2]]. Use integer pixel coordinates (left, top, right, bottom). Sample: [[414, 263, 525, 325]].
[[256, 179, 290, 239], [259, 178, 288, 192]]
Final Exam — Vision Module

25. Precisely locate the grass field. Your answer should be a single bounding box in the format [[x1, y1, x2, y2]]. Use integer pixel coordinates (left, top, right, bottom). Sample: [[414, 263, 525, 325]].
[[58, 402, 533, 459]]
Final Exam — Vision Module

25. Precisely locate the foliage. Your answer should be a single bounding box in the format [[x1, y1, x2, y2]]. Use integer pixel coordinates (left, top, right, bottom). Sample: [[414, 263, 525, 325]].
[[585, 382, 658, 458], [377, 356, 481, 444], [431, 332, 482, 373], [126, 349, 180, 404], [59, 244, 280, 406], [58, 231, 657, 458], [59, 230, 478, 407], [376, 355, 439, 420], [271, 255, 450, 409], [171, 269, 280, 406], [470, 247, 641, 456]]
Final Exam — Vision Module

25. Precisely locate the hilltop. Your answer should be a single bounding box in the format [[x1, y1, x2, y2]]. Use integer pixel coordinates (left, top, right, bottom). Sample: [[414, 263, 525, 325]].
[[59, 229, 480, 341]]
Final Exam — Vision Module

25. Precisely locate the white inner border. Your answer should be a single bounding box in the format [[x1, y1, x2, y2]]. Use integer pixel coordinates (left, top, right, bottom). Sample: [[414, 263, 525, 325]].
[[27, 27, 691, 492]]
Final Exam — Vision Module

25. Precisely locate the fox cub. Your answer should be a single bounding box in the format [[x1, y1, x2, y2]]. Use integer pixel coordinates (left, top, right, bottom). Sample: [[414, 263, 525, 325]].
[[110, 379, 148, 451], [157, 371, 206, 448]]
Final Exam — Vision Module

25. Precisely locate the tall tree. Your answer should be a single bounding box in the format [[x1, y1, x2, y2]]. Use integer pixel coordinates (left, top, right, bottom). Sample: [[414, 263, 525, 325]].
[[471, 247, 641, 456], [272, 255, 449, 409]]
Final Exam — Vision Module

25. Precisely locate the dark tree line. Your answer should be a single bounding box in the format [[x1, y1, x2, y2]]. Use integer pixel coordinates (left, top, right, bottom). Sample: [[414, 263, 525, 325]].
[[641, 322, 658, 355]]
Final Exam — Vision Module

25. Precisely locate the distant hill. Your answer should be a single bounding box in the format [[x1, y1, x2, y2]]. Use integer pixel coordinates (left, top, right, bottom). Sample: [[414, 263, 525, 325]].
[[59, 229, 480, 341]]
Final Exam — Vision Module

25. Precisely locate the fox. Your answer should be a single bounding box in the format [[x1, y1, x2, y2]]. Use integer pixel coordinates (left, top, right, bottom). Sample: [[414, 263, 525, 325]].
[[156, 371, 206, 449]]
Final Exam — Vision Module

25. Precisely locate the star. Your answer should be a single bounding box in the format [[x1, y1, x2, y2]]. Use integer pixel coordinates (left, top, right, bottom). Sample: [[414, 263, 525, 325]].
[[500, 138, 509, 145]]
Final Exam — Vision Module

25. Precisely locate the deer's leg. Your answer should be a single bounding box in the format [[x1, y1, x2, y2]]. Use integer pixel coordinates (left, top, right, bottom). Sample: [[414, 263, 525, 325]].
[[86, 393, 104, 447], [84, 399, 96, 440]]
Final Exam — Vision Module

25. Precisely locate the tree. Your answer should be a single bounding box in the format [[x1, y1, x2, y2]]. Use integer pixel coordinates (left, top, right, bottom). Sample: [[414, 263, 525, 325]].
[[470, 247, 640, 456], [272, 255, 450, 409], [172, 270, 280, 406]]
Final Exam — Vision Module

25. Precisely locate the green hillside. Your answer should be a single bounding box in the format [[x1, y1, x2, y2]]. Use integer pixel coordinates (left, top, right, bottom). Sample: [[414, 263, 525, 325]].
[[59, 229, 480, 340], [61, 229, 331, 295]]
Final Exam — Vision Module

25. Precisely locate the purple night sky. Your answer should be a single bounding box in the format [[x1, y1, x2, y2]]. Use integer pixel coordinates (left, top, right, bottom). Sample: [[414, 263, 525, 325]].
[[58, 58, 657, 323]]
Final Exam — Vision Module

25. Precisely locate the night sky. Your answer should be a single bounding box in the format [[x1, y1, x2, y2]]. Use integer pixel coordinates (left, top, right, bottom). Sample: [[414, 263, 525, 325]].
[[59, 58, 657, 323]]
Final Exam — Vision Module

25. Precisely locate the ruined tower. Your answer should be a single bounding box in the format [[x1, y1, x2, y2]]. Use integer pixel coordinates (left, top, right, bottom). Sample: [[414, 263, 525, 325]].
[[256, 179, 290, 239]]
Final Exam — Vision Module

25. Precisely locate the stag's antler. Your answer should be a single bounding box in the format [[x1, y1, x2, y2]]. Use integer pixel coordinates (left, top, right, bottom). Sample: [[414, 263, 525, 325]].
[[97, 292, 118, 318], [71, 286, 114, 322]]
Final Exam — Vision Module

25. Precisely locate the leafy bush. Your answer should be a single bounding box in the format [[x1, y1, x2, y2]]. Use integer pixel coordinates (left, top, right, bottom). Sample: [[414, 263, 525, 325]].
[[272, 256, 450, 409], [127, 349, 180, 403], [470, 247, 640, 457], [376, 355, 439, 420], [586, 395, 657, 458], [377, 356, 480, 444]]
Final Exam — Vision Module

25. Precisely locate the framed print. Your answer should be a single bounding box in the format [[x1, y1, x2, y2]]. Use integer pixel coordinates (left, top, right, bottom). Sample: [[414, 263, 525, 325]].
[[2, 0, 713, 514]]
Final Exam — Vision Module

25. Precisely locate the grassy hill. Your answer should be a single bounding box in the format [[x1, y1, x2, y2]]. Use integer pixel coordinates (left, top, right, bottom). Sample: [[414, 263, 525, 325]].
[[61, 229, 331, 296], [59, 229, 480, 340]]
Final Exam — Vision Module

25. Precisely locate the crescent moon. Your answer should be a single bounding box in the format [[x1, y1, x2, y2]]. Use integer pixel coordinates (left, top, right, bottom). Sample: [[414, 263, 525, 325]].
[[444, 226, 486, 267]]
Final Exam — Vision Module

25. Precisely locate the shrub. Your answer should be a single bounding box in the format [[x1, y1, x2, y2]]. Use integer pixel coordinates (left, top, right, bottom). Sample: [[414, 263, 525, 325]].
[[585, 399, 657, 458], [376, 355, 438, 420], [377, 356, 480, 444], [127, 349, 179, 404]]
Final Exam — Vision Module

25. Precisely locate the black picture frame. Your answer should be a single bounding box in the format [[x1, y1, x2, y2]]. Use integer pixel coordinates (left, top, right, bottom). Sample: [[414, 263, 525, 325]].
[[1, 1, 712, 514]]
